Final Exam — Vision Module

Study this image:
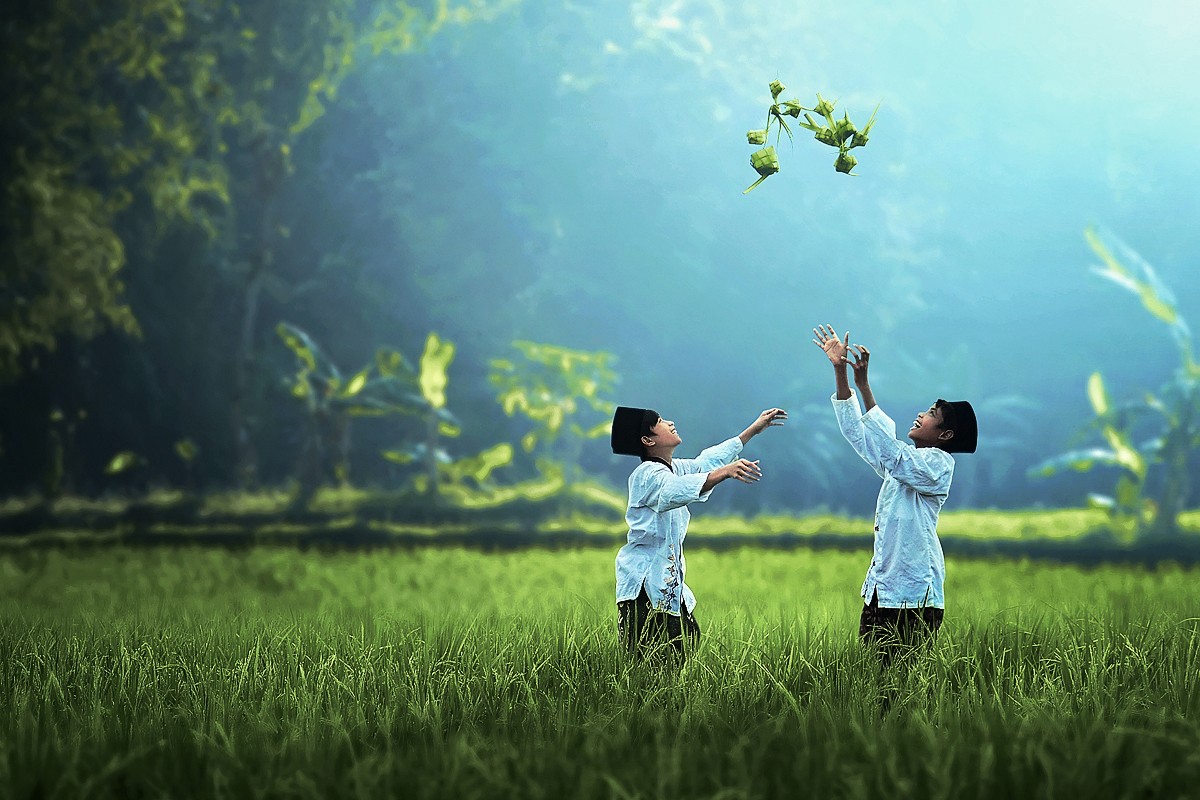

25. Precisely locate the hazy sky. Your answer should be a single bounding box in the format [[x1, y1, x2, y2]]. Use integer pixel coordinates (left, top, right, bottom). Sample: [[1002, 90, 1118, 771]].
[[333, 0, 1200, 512]]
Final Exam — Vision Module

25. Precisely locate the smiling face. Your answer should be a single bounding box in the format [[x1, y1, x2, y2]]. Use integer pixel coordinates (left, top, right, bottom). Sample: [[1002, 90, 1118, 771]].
[[908, 401, 955, 449], [642, 416, 682, 451]]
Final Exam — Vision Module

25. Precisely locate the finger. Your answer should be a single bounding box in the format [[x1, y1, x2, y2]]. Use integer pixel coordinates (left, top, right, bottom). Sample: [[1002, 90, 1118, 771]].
[[843, 330, 850, 345]]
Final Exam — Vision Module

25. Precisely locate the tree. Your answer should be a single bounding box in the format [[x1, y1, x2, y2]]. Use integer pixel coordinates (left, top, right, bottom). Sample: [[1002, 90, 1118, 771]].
[[278, 323, 462, 504], [489, 340, 617, 507], [1, 0, 515, 492], [1030, 228, 1199, 538]]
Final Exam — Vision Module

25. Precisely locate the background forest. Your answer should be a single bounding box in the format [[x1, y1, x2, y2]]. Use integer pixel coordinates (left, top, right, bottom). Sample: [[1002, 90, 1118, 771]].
[[6, 4, 1200, 797], [3, 0, 1199, 526]]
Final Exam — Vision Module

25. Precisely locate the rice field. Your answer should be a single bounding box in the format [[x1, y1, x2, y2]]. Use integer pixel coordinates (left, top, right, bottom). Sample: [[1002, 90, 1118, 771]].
[[2, 544, 1200, 798]]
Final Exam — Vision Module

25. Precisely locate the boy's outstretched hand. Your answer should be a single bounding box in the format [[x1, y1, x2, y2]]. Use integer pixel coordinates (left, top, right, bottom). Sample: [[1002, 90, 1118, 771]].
[[723, 458, 763, 484], [813, 324, 850, 365], [749, 407, 787, 434], [738, 407, 787, 445]]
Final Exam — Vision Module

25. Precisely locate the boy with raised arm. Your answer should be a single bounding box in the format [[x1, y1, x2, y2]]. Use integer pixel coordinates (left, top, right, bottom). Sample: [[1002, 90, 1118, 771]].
[[812, 324, 977, 664], [611, 405, 787, 659]]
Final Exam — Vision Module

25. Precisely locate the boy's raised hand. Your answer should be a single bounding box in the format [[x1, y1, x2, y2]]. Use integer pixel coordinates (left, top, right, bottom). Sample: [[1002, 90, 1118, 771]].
[[848, 343, 870, 383], [812, 324, 850, 365]]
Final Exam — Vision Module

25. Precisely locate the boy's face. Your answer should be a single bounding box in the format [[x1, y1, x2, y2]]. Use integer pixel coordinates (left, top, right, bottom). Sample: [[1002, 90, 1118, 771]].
[[908, 402, 954, 449], [643, 416, 681, 449]]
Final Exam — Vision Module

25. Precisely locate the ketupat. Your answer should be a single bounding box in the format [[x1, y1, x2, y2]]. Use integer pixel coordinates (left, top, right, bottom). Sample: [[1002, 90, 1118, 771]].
[[751, 146, 780, 174], [743, 81, 880, 189], [850, 104, 880, 149], [742, 146, 780, 194]]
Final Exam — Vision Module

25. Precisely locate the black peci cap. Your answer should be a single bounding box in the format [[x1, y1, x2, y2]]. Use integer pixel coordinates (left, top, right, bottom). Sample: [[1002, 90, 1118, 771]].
[[611, 406, 658, 456], [937, 399, 978, 454]]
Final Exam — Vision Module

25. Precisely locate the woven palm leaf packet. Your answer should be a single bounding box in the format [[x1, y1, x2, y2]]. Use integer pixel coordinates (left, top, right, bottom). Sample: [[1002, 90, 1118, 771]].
[[742, 80, 880, 192]]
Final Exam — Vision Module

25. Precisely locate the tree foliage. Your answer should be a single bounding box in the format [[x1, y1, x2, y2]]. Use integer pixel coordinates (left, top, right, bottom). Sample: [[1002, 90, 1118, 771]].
[[0, 0, 514, 491], [1030, 228, 1199, 538]]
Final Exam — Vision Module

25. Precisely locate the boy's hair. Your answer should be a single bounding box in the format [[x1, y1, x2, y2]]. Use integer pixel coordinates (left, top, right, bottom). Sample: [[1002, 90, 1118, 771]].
[[935, 399, 978, 454]]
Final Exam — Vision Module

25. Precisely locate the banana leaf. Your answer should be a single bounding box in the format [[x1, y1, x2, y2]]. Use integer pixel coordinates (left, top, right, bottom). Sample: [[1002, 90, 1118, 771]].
[[1086, 227, 1192, 361], [1026, 448, 1123, 478]]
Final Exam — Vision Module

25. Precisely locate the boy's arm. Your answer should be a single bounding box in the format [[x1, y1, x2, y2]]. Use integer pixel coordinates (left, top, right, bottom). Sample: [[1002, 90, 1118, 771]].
[[839, 339, 952, 494], [860, 411, 954, 495], [816, 326, 948, 492], [635, 459, 763, 513], [813, 325, 853, 399], [848, 343, 876, 412], [700, 458, 763, 494], [816, 325, 886, 478], [678, 408, 787, 474]]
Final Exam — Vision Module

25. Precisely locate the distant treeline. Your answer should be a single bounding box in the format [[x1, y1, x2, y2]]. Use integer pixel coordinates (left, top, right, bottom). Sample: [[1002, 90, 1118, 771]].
[[3, 493, 1200, 566]]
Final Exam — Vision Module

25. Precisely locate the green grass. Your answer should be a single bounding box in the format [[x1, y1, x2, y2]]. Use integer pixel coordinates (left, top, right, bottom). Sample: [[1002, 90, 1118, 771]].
[[2, 546, 1200, 798]]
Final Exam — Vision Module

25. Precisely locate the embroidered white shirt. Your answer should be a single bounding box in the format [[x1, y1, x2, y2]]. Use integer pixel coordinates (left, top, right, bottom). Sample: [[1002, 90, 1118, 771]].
[[614, 437, 744, 615], [832, 391, 954, 609]]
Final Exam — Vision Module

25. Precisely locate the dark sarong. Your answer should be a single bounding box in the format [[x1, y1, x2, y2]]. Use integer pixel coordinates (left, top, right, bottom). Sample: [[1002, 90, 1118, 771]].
[[859, 588, 943, 667], [617, 584, 700, 659]]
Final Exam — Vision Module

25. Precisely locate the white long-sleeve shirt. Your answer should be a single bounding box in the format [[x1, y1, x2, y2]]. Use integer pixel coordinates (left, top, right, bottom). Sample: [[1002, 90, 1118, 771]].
[[832, 391, 954, 609], [614, 437, 744, 615]]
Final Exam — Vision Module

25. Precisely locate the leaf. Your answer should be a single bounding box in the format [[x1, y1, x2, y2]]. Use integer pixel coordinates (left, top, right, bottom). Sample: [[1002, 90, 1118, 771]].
[[582, 420, 612, 440], [375, 349, 409, 379], [174, 439, 197, 462], [1086, 226, 1179, 325], [419, 333, 455, 409], [442, 443, 513, 485], [1101, 425, 1146, 479], [381, 449, 416, 465], [105, 451, 142, 475], [1026, 448, 1121, 477], [1086, 372, 1109, 416], [343, 368, 369, 397], [277, 323, 317, 372]]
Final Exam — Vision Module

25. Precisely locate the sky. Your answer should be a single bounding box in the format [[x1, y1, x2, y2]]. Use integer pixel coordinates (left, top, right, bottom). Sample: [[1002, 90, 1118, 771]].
[[324, 0, 1200, 514]]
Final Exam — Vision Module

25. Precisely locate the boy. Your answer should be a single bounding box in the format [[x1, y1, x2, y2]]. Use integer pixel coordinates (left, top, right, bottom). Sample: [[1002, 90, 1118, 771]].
[[812, 325, 977, 664], [610, 405, 787, 658]]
